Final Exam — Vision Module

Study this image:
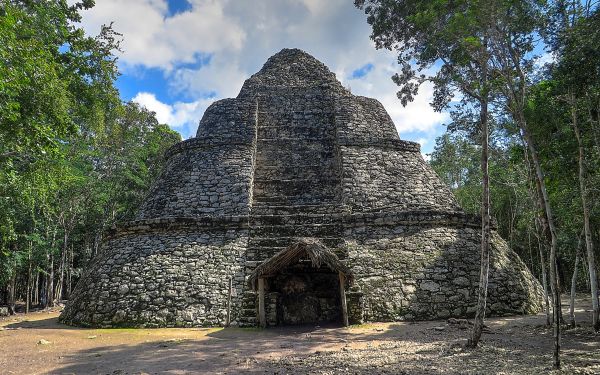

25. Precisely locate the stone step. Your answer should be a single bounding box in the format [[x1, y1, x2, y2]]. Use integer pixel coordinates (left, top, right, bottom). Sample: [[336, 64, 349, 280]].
[[253, 166, 338, 181], [256, 140, 334, 151], [250, 204, 346, 215], [255, 152, 335, 165], [254, 164, 336, 172], [256, 105, 333, 115], [251, 195, 338, 205], [248, 223, 342, 238], [255, 160, 338, 170], [252, 180, 339, 197], [254, 156, 335, 168], [257, 126, 334, 139], [253, 177, 340, 184], [250, 214, 340, 226], [256, 145, 335, 156], [256, 137, 335, 145]]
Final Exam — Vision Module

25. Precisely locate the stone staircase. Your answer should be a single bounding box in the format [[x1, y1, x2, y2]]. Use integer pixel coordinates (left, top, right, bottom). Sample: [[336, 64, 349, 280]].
[[238, 92, 347, 326]]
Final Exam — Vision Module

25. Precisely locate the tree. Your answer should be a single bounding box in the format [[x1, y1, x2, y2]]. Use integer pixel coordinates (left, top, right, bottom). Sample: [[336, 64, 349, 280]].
[[551, 5, 600, 331], [0, 0, 120, 310], [356, 0, 567, 366], [355, 0, 514, 348]]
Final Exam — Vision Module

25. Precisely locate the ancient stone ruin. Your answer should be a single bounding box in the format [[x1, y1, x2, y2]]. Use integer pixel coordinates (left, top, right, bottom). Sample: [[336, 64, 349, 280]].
[[61, 48, 544, 328]]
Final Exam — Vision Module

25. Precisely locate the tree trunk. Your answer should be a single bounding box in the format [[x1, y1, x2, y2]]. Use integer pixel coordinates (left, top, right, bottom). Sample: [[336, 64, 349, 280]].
[[67, 244, 73, 299], [537, 226, 552, 327], [26, 243, 32, 314], [8, 273, 16, 315], [573, 96, 600, 331], [523, 137, 551, 327], [93, 231, 102, 257], [47, 251, 55, 308], [588, 94, 600, 158], [569, 234, 582, 328], [519, 117, 561, 369], [34, 271, 39, 306], [56, 231, 68, 302], [45, 228, 56, 308], [468, 94, 491, 348]]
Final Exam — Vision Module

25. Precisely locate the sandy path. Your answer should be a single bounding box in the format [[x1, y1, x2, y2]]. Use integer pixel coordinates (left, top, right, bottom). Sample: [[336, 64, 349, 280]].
[[1, 297, 599, 374]]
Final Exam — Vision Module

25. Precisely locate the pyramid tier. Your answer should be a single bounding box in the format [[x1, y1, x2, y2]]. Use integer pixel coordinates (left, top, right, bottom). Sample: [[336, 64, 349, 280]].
[[61, 48, 543, 328]]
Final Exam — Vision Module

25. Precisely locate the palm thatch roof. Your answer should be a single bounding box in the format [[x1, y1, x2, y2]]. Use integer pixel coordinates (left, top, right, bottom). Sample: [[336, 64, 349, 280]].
[[248, 237, 353, 290]]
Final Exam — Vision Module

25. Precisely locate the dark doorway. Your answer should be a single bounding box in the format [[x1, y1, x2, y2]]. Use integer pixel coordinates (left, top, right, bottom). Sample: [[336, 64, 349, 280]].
[[271, 261, 341, 325]]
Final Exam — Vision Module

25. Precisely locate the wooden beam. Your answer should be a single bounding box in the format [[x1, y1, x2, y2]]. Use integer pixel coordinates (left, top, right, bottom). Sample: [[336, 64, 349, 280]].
[[339, 272, 349, 327], [258, 277, 266, 328], [226, 276, 232, 327]]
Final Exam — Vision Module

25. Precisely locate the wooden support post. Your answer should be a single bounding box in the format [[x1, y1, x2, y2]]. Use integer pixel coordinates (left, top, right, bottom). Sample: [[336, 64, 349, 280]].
[[258, 277, 266, 328], [226, 276, 232, 327], [339, 272, 349, 327]]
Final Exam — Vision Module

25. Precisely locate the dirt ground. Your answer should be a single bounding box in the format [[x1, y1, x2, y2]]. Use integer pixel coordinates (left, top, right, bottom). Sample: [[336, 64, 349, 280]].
[[1, 296, 599, 375]]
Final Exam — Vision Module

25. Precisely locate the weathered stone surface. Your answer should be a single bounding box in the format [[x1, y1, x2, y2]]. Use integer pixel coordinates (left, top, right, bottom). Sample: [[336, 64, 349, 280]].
[[60, 48, 544, 328]]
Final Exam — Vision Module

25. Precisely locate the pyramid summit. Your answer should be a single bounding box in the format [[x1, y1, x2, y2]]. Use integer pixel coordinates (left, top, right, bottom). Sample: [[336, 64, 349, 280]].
[[239, 48, 342, 92], [61, 49, 543, 328]]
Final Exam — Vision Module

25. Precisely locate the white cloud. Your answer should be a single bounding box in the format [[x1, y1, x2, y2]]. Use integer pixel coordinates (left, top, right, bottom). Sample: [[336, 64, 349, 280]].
[[169, 54, 248, 99], [77, 0, 449, 141], [76, 0, 245, 71], [132, 92, 211, 136]]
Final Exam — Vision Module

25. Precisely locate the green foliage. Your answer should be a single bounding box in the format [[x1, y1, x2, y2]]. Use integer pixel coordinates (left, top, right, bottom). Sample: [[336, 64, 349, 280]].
[[0, 1, 181, 306], [429, 133, 481, 213], [429, 5, 600, 284], [356, 0, 545, 111], [358, 0, 599, 299]]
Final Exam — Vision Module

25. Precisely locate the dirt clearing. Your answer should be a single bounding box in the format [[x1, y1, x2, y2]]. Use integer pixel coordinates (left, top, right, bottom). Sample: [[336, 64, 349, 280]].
[[1, 296, 599, 374]]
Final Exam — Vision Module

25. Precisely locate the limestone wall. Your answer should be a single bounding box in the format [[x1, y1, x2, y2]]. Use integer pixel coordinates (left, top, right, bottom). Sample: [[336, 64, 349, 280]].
[[342, 214, 544, 322], [194, 98, 256, 142], [137, 98, 257, 219], [60, 218, 249, 327], [339, 146, 460, 212], [61, 48, 544, 328], [137, 143, 254, 218], [335, 95, 402, 145], [334, 94, 460, 212]]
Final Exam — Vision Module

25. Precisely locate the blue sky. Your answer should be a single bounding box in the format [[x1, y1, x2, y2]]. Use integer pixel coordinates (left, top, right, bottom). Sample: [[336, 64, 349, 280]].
[[77, 0, 450, 156]]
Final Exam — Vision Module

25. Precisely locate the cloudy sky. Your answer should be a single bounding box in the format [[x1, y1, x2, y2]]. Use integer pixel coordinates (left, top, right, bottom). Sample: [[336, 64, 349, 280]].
[[76, 0, 449, 154]]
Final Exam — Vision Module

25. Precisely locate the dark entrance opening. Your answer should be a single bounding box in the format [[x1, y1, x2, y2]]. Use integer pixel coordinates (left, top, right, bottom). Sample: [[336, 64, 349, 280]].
[[271, 261, 341, 325], [248, 238, 352, 328]]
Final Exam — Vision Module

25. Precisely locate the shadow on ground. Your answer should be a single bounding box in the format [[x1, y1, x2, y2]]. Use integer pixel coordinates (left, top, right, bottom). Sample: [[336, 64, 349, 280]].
[[5, 317, 82, 330], [1, 298, 599, 375], [50, 318, 600, 374]]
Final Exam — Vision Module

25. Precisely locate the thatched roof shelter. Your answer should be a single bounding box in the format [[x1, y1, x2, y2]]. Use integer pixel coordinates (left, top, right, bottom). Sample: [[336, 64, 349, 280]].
[[248, 237, 353, 290]]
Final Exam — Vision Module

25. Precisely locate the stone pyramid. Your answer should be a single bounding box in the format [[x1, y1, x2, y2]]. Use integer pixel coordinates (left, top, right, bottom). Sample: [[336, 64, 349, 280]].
[[61, 49, 543, 328]]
